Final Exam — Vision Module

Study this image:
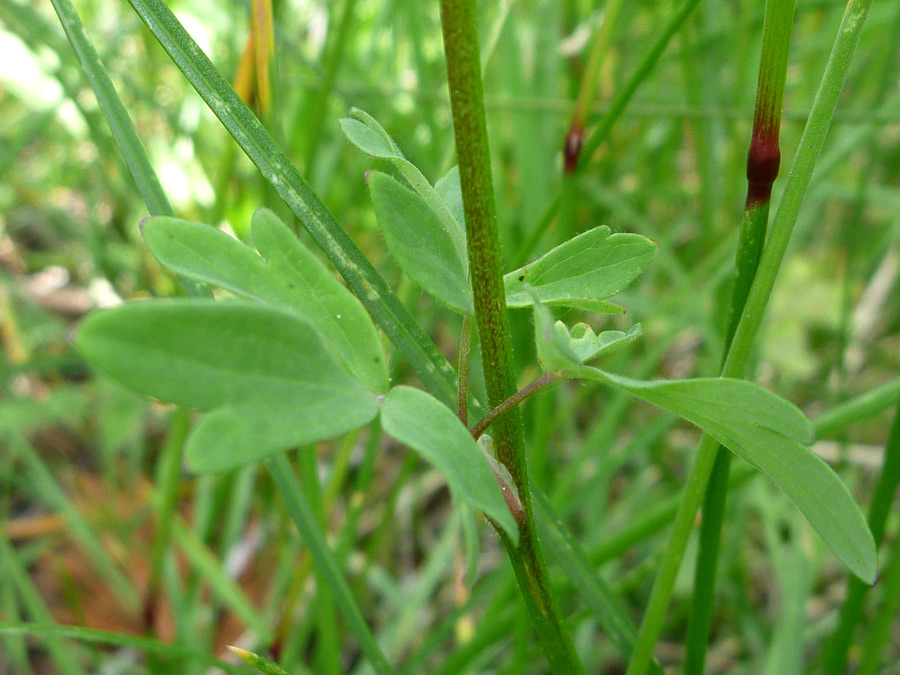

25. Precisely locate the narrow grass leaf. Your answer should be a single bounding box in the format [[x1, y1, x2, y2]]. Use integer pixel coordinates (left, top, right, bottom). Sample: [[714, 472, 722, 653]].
[[369, 172, 473, 315], [266, 453, 395, 675], [533, 490, 665, 674], [381, 386, 518, 542], [0, 622, 249, 673], [584, 369, 877, 583], [505, 226, 657, 309]]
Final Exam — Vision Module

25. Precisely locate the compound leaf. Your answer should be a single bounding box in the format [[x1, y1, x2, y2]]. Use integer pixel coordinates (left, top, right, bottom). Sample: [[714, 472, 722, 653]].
[[142, 212, 387, 392], [581, 369, 876, 583]]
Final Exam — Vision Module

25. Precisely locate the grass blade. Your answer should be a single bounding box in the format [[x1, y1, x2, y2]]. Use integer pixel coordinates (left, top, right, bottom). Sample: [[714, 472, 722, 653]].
[[266, 453, 394, 675]]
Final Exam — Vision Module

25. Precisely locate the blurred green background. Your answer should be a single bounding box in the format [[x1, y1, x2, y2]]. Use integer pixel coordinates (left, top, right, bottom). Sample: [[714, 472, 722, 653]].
[[1, 0, 899, 672]]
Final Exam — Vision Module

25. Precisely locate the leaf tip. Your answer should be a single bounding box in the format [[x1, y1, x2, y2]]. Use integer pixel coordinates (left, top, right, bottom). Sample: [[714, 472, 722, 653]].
[[227, 645, 252, 662]]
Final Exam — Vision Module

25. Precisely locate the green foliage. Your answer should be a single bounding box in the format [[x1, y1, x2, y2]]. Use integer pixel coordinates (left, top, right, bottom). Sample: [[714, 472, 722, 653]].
[[76, 300, 380, 472], [368, 172, 473, 314], [143, 211, 388, 393], [532, 297, 876, 581], [5, 0, 894, 671], [381, 386, 519, 542], [505, 226, 657, 312]]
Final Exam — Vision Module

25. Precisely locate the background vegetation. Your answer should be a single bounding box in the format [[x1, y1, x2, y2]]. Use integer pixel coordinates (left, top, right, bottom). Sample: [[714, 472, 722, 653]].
[[1, 0, 899, 672]]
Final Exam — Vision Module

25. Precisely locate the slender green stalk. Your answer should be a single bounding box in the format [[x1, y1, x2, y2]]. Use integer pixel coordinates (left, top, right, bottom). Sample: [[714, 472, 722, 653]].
[[457, 316, 472, 424], [439, 1, 582, 671], [266, 453, 394, 675], [296, 0, 358, 175], [145, 409, 189, 633], [48, 0, 208, 301], [823, 393, 900, 673], [297, 448, 341, 675], [0, 538, 86, 675], [470, 373, 561, 441], [126, 0, 457, 407], [856, 481, 900, 675], [684, 1, 795, 670], [625, 2, 874, 672]]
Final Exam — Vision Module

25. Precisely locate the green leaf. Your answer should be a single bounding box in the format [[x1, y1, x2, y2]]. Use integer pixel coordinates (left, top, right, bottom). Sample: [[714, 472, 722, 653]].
[[582, 369, 877, 583], [341, 109, 467, 263], [186, 394, 379, 475], [434, 165, 465, 229], [369, 172, 473, 315], [340, 108, 403, 158], [121, 0, 458, 408], [504, 226, 657, 309], [142, 212, 388, 392], [380, 386, 518, 543], [76, 300, 379, 472]]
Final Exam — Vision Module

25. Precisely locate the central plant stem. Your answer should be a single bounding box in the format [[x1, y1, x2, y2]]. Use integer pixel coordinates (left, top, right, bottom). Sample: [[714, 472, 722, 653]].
[[439, 1, 582, 672]]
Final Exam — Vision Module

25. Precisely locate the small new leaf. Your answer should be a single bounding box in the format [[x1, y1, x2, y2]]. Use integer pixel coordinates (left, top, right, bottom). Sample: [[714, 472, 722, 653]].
[[533, 294, 643, 373], [381, 386, 519, 543], [342, 109, 467, 263]]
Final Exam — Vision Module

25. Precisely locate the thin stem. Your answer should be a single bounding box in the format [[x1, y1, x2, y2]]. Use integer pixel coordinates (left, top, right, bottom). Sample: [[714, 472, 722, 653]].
[[625, 2, 874, 672], [471, 373, 562, 441], [684, 1, 795, 670], [457, 316, 472, 425], [439, 1, 583, 672]]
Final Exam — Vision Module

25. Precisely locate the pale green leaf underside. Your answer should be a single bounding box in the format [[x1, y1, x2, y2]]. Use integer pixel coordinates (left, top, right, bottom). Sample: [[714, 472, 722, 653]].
[[186, 395, 378, 474], [142, 212, 387, 392], [583, 369, 876, 583], [76, 300, 379, 473], [505, 226, 657, 308], [381, 386, 518, 543], [369, 172, 473, 315]]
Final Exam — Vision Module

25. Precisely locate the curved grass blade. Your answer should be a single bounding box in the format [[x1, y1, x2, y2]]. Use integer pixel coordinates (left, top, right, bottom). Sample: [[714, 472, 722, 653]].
[[48, 0, 207, 298], [0, 622, 249, 674]]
